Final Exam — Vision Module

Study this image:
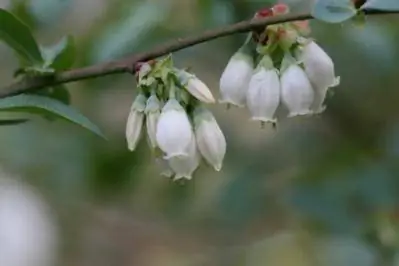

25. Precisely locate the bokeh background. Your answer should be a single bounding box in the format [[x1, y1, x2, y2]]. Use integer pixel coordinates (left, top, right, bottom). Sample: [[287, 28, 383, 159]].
[[1, 0, 399, 265]]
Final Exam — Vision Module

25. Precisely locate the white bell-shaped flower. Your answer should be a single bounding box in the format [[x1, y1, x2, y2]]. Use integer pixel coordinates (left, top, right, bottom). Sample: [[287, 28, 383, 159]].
[[220, 46, 254, 107], [300, 40, 340, 113], [145, 94, 161, 149], [126, 93, 146, 151], [281, 63, 314, 117], [301, 41, 339, 89], [194, 106, 226, 171], [0, 176, 58, 266], [168, 136, 201, 180], [156, 98, 193, 158], [246, 55, 280, 123], [178, 70, 215, 103]]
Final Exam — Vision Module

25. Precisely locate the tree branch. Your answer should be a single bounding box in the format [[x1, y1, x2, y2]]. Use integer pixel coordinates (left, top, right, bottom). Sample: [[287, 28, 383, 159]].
[[0, 9, 397, 99]]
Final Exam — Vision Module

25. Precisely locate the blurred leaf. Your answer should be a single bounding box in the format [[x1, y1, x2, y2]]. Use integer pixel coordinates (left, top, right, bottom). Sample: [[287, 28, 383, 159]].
[[361, 0, 399, 10], [90, 1, 171, 63], [41, 35, 75, 70], [312, 0, 357, 23], [47, 85, 71, 105], [0, 95, 105, 139], [0, 119, 29, 125], [0, 8, 42, 64]]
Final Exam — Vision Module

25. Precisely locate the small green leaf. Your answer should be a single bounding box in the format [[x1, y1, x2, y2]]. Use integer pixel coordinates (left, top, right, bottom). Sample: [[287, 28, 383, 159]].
[[0, 119, 29, 125], [0, 95, 105, 139], [361, 0, 399, 11], [0, 8, 42, 64], [41, 35, 75, 70], [312, 0, 357, 23]]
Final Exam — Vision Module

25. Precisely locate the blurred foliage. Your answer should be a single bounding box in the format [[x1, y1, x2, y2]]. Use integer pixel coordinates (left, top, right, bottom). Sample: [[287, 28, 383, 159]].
[[1, 0, 399, 265]]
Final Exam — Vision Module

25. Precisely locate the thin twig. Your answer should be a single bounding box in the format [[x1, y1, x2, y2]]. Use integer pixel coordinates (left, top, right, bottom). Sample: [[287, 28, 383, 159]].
[[0, 9, 397, 99]]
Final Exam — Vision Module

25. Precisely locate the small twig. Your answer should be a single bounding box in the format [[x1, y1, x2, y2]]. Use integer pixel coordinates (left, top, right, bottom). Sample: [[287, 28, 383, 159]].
[[0, 9, 397, 99]]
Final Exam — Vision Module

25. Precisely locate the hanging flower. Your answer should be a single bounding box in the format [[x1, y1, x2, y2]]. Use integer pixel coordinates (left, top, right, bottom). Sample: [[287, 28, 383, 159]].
[[219, 46, 254, 107], [280, 54, 314, 117], [156, 98, 193, 158], [246, 55, 280, 123], [168, 136, 201, 180], [194, 106, 226, 171], [126, 93, 146, 151], [299, 40, 340, 113]]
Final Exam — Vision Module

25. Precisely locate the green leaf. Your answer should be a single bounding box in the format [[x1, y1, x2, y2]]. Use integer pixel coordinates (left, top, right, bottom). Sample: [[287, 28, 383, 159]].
[[0, 8, 42, 64], [41, 35, 75, 70], [0, 95, 105, 139], [48, 85, 71, 105], [312, 0, 357, 23], [361, 0, 399, 11]]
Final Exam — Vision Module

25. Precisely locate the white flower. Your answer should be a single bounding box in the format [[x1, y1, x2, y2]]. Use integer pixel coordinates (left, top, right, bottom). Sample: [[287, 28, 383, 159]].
[[220, 48, 254, 107], [281, 64, 314, 117], [126, 94, 146, 151], [0, 177, 58, 266], [168, 136, 201, 180], [194, 107, 226, 171], [178, 70, 215, 103], [156, 98, 193, 158], [246, 55, 280, 123], [300, 41, 340, 113], [145, 94, 161, 149]]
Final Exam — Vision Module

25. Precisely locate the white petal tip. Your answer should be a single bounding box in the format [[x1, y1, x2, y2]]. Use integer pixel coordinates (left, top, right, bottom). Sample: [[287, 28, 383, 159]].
[[218, 99, 245, 108], [331, 76, 341, 87], [250, 117, 277, 123], [160, 170, 174, 178], [213, 165, 223, 171], [288, 110, 314, 117], [174, 175, 192, 181], [163, 152, 189, 160]]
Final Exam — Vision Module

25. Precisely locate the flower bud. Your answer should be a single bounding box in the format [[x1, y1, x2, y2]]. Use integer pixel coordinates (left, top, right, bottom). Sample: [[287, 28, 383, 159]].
[[220, 47, 254, 107], [145, 94, 161, 149], [156, 99, 193, 158], [168, 136, 201, 180], [194, 107, 226, 171], [281, 64, 314, 117], [300, 41, 340, 113], [126, 94, 146, 151], [247, 56, 280, 123], [178, 71, 215, 103]]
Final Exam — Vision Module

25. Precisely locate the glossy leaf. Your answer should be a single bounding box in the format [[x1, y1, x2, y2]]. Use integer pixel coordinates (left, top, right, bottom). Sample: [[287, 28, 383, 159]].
[[41, 35, 75, 70], [0, 95, 105, 139], [312, 0, 357, 23], [0, 8, 42, 64], [361, 0, 399, 11]]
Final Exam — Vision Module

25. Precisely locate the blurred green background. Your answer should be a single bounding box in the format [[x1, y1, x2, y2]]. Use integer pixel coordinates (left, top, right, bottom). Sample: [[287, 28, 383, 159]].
[[1, 0, 399, 265]]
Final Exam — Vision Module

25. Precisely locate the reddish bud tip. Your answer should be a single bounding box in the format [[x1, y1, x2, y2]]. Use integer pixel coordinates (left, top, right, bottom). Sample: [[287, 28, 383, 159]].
[[272, 3, 289, 15], [256, 8, 273, 18]]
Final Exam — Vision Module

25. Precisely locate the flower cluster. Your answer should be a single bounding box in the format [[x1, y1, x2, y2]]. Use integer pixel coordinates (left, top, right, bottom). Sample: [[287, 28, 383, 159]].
[[125, 56, 226, 180], [219, 4, 340, 125]]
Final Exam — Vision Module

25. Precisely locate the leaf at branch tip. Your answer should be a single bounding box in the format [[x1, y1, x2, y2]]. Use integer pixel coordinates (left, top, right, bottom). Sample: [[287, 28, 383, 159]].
[[0, 95, 106, 139], [312, 0, 357, 23], [361, 0, 399, 11], [0, 8, 43, 64], [41, 35, 76, 70]]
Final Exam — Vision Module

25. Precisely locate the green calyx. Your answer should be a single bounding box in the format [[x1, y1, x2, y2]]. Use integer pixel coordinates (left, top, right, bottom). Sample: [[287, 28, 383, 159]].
[[132, 93, 147, 112]]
